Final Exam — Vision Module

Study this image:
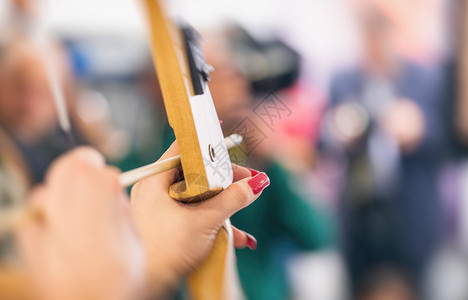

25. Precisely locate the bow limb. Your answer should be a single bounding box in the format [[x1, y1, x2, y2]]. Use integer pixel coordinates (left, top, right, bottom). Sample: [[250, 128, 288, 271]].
[[141, 0, 243, 299]]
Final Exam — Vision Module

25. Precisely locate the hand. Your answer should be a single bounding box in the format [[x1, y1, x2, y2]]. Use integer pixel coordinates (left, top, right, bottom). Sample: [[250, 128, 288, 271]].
[[15, 147, 146, 300], [130, 143, 269, 297], [380, 98, 425, 153], [326, 102, 370, 149]]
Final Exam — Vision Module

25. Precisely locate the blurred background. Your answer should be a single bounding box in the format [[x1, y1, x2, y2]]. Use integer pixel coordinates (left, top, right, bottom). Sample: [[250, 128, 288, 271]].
[[0, 0, 467, 299]]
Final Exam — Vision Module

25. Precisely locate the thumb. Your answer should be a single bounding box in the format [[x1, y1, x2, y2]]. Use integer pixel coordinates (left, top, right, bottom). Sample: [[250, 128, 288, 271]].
[[196, 172, 270, 224]]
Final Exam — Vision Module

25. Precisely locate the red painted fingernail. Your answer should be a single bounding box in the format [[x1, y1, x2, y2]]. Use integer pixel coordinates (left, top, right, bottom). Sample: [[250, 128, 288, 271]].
[[247, 168, 260, 177], [219, 120, 223, 124], [246, 233, 257, 250], [247, 172, 270, 195]]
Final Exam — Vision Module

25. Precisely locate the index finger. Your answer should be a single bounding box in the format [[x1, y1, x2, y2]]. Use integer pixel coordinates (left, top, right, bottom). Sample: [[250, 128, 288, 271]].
[[132, 142, 179, 192], [232, 164, 252, 182]]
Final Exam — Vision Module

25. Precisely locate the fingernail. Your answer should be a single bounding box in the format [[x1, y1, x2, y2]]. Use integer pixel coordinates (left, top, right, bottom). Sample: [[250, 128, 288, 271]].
[[247, 168, 260, 177], [248, 172, 270, 195], [219, 120, 223, 124], [245, 233, 257, 250]]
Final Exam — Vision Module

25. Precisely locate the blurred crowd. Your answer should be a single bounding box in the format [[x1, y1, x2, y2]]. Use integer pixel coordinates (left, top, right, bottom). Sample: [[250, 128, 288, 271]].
[[0, 0, 467, 299]]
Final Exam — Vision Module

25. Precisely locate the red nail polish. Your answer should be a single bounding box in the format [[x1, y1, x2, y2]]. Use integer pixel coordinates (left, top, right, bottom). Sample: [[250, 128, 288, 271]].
[[248, 172, 270, 195], [246, 233, 257, 250], [219, 120, 223, 124], [247, 168, 260, 177]]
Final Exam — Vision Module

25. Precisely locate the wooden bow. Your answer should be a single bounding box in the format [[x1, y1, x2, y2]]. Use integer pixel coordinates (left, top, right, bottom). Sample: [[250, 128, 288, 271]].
[[141, 0, 243, 299]]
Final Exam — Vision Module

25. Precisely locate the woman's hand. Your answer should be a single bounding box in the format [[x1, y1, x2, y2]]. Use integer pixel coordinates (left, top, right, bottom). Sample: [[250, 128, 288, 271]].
[[16, 147, 146, 300], [15, 144, 269, 300], [130, 143, 269, 297]]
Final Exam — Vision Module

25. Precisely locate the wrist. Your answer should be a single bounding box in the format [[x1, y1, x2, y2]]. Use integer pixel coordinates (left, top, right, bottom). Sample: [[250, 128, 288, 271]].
[[143, 247, 181, 300]]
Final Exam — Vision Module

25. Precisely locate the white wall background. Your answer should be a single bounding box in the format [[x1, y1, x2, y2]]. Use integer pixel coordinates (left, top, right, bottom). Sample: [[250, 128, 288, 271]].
[[0, 0, 447, 89], [0, 0, 361, 89]]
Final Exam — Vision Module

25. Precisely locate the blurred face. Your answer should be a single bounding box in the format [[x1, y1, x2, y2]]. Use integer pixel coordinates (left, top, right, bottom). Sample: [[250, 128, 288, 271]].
[[363, 25, 395, 74], [0, 41, 58, 139], [355, 1, 398, 75], [204, 36, 251, 132], [11, 0, 39, 16]]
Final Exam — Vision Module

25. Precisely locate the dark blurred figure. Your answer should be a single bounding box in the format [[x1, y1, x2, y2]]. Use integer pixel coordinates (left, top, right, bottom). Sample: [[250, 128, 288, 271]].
[[204, 26, 336, 300], [322, 4, 446, 298]]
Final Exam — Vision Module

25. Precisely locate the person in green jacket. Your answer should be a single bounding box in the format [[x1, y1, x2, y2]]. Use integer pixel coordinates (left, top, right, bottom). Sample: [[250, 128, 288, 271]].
[[205, 28, 337, 300]]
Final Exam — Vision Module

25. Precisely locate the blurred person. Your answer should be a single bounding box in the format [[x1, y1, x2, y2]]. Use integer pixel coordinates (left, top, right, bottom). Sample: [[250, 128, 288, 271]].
[[0, 36, 79, 182], [0, 35, 131, 269], [0, 38, 68, 262], [322, 3, 446, 298], [0, 37, 84, 187], [13, 145, 269, 300], [0, 0, 126, 186], [0, 0, 71, 187], [204, 26, 337, 300], [0, 36, 127, 184]]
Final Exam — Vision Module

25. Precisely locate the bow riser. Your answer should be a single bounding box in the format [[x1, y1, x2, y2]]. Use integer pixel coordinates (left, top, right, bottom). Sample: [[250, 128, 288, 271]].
[[141, 1, 241, 300]]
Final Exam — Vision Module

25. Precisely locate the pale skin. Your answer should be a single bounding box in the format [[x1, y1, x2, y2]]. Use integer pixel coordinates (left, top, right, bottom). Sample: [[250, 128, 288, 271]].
[[15, 144, 264, 300], [379, 98, 425, 154], [130, 143, 261, 298], [16, 148, 146, 300]]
